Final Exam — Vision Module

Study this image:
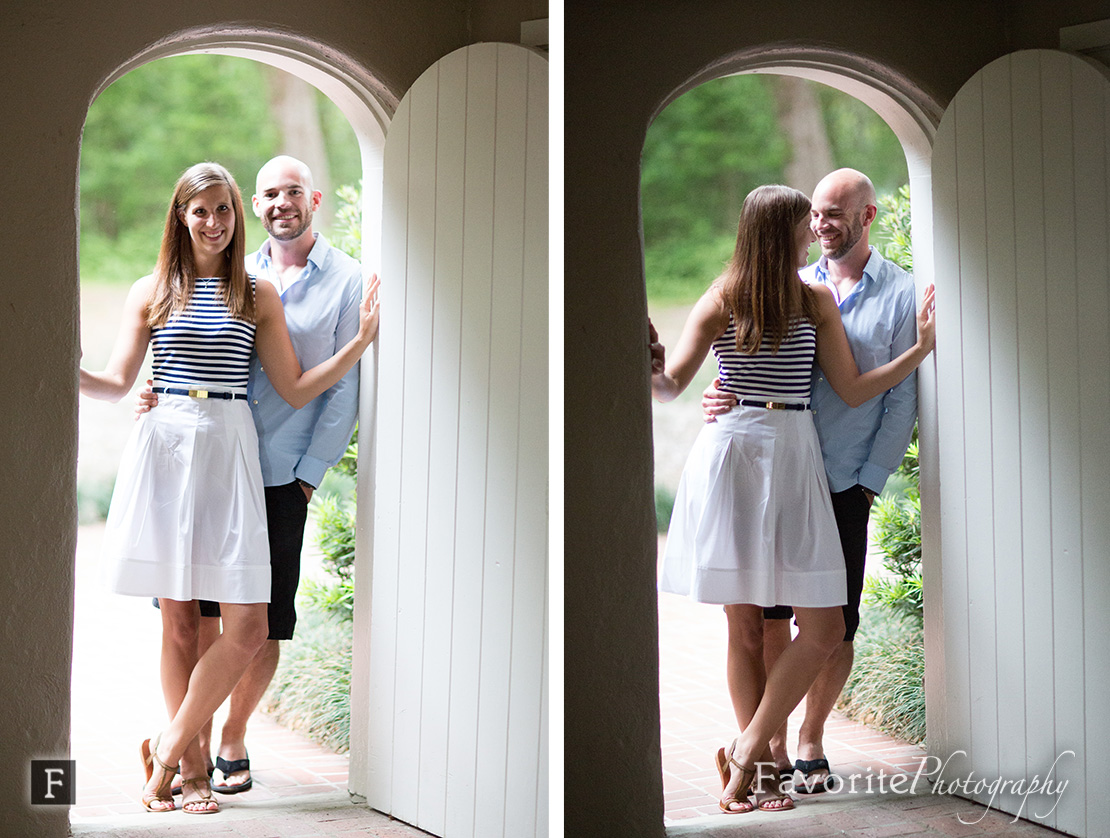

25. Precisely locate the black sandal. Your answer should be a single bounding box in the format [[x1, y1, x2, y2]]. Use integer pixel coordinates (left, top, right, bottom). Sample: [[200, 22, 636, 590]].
[[213, 755, 253, 794], [793, 757, 835, 794]]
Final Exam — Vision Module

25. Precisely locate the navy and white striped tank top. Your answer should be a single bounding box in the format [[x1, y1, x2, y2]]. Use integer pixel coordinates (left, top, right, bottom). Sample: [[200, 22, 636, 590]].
[[712, 316, 816, 401], [150, 277, 256, 388]]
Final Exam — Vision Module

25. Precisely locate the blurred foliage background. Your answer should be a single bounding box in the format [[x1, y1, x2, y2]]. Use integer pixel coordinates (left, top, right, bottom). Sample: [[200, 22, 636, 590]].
[[642, 74, 909, 305], [80, 54, 362, 286]]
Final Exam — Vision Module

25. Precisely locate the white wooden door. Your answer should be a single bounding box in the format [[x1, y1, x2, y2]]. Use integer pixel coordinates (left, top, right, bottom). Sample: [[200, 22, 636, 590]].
[[931, 49, 1110, 836], [347, 43, 548, 838]]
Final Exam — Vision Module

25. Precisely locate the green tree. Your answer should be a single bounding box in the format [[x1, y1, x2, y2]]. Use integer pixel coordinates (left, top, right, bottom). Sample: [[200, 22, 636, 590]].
[[642, 75, 789, 303], [642, 75, 909, 306]]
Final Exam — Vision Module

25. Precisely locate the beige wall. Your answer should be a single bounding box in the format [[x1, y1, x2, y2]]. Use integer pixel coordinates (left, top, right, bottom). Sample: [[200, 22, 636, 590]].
[[0, 1, 538, 834], [564, 1, 1108, 835]]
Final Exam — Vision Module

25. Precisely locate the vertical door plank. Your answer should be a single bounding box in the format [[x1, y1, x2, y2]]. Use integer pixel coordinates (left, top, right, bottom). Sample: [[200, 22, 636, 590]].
[[980, 55, 1021, 799], [444, 45, 498, 838], [418, 45, 470, 834], [368, 92, 412, 808], [474, 44, 528, 838], [931, 95, 971, 766], [504, 50, 549, 838], [953, 71, 1001, 785], [1039, 50, 1084, 838], [1075, 58, 1110, 838], [1009, 52, 1055, 799], [392, 69, 442, 825]]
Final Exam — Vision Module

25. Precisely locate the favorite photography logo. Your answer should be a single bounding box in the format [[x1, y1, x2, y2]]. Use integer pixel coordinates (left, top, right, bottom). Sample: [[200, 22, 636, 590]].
[[775, 749, 1074, 826], [30, 760, 76, 806]]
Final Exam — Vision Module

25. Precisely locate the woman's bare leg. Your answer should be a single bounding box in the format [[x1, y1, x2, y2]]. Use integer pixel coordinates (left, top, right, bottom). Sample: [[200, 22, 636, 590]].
[[145, 602, 268, 806], [724, 604, 766, 731], [156, 600, 210, 793], [722, 606, 843, 803]]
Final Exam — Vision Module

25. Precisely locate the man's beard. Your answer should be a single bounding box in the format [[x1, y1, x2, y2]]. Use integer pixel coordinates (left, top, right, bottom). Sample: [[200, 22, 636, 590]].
[[264, 210, 312, 241]]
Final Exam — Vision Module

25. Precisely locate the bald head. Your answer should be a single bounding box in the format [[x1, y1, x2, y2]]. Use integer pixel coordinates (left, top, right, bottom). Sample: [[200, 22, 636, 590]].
[[252, 155, 321, 243], [814, 168, 876, 210], [810, 168, 877, 263], [256, 155, 314, 196]]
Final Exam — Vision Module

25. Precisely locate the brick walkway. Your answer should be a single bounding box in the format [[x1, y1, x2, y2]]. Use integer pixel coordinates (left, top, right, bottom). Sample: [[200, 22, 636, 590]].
[[70, 524, 430, 836], [657, 562, 1066, 837]]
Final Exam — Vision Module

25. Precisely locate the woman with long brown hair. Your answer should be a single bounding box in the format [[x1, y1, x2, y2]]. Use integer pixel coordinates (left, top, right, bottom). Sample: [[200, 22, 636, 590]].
[[651, 184, 934, 814], [80, 162, 379, 814]]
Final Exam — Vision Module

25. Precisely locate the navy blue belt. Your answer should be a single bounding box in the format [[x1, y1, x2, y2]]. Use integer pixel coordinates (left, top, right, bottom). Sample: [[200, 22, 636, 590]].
[[153, 387, 247, 401], [740, 399, 809, 411]]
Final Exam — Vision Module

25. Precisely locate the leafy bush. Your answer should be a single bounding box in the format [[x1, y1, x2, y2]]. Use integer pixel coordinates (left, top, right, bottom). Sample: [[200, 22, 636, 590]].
[[866, 439, 923, 621], [838, 428, 926, 743], [332, 182, 362, 260], [838, 607, 926, 744], [260, 608, 352, 753], [655, 484, 675, 533], [878, 184, 913, 272]]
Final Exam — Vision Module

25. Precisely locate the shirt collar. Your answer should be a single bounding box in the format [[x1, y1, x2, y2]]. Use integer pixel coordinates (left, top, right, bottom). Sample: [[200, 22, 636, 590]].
[[258, 232, 327, 271], [814, 245, 881, 287]]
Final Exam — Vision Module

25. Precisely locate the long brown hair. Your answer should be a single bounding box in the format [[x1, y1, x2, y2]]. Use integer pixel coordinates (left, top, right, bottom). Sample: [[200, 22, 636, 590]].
[[147, 162, 254, 328], [718, 184, 820, 354]]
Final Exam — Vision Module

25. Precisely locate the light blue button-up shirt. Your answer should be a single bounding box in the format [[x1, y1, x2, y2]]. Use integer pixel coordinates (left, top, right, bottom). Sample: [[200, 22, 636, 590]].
[[807, 246, 918, 494], [246, 233, 362, 488]]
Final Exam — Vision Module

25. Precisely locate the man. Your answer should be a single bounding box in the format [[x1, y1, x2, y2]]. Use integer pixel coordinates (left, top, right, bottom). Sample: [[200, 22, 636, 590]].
[[143, 155, 364, 794], [702, 168, 919, 792]]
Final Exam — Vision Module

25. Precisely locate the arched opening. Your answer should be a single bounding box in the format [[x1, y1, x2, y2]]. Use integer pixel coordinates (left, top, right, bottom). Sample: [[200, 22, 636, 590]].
[[644, 49, 944, 827], [71, 27, 392, 826]]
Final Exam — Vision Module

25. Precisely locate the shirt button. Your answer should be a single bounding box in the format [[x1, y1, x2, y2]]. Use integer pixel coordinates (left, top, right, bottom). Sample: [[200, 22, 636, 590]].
[[253, 400, 259, 405]]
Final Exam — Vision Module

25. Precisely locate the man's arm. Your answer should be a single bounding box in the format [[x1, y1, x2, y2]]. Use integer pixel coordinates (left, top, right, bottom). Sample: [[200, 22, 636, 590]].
[[856, 283, 919, 494], [293, 271, 363, 489]]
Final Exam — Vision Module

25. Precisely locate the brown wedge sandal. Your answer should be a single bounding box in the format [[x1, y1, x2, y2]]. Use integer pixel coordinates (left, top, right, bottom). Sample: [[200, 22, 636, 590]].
[[180, 776, 220, 814], [140, 736, 178, 813]]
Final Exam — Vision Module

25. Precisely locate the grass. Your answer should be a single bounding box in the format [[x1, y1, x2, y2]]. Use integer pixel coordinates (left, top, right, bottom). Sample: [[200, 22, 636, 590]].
[[261, 605, 353, 753], [837, 605, 926, 745]]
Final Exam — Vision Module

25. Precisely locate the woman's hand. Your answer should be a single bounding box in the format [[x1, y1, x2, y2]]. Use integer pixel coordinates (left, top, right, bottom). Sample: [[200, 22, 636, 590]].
[[916, 284, 936, 354], [649, 319, 666, 374], [358, 273, 381, 346]]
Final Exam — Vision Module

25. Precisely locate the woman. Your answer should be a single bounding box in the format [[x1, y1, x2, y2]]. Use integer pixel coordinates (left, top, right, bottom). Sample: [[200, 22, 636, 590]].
[[80, 162, 380, 814], [650, 185, 934, 814]]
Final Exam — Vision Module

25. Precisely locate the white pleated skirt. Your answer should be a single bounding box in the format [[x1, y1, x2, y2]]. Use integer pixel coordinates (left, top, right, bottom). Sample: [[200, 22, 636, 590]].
[[660, 402, 847, 607], [101, 386, 271, 604]]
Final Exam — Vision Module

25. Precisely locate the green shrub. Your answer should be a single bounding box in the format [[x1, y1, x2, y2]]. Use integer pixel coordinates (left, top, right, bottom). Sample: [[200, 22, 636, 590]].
[[878, 185, 913, 272], [838, 607, 926, 744], [841, 426, 926, 744], [261, 608, 352, 753], [655, 484, 676, 533], [312, 492, 356, 582], [332, 182, 362, 260]]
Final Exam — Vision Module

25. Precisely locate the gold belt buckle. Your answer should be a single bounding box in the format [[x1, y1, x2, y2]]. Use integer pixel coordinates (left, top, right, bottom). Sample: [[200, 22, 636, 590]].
[[191, 389, 209, 399], [765, 401, 784, 410]]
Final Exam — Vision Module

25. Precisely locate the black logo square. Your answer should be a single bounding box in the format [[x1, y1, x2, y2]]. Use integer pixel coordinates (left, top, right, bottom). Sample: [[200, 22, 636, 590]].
[[31, 760, 75, 805]]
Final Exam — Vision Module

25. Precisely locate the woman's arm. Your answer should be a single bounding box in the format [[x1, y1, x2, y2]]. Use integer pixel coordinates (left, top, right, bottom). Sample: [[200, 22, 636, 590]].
[[651, 287, 730, 403], [254, 273, 380, 409], [814, 283, 935, 408], [79, 276, 154, 402]]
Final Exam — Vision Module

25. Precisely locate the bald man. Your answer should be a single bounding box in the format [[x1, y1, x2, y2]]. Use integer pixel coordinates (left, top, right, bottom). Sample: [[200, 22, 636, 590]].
[[703, 168, 919, 793], [142, 155, 363, 794]]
